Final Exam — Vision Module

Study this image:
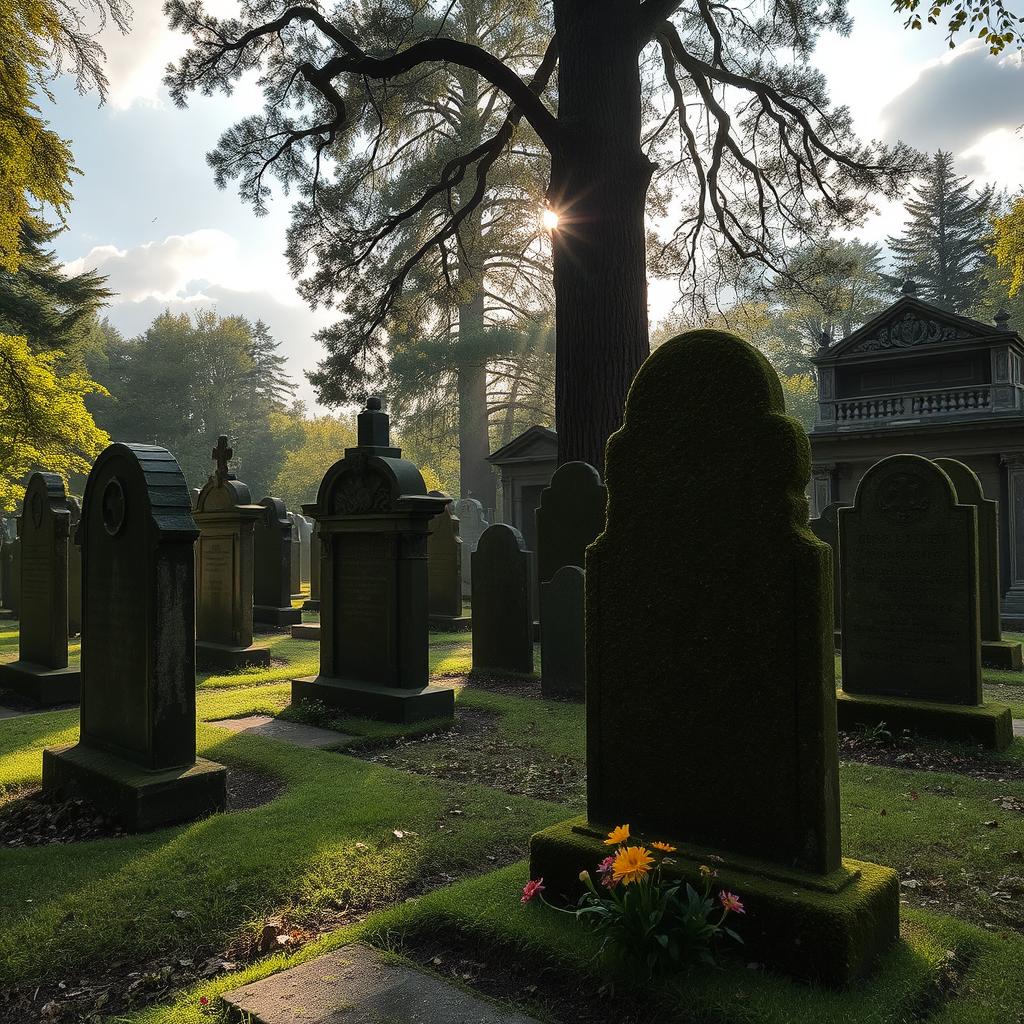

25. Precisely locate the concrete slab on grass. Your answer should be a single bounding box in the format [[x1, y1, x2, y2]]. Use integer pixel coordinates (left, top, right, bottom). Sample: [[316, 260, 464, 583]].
[[209, 714, 352, 749], [222, 942, 540, 1024]]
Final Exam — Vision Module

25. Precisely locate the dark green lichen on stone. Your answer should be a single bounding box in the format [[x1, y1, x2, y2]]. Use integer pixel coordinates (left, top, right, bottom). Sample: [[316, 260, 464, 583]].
[[536, 461, 606, 586], [471, 523, 533, 675]]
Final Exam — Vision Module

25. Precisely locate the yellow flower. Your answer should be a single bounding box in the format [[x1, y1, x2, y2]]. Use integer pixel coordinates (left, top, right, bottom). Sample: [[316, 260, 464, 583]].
[[651, 841, 677, 853], [699, 864, 715, 879], [604, 824, 630, 846], [612, 846, 655, 885]]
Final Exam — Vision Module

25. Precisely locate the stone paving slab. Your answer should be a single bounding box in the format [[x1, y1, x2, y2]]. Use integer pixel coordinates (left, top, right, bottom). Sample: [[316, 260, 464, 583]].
[[222, 942, 540, 1024], [1014, 719, 1024, 737], [291, 623, 321, 641], [208, 714, 352, 749]]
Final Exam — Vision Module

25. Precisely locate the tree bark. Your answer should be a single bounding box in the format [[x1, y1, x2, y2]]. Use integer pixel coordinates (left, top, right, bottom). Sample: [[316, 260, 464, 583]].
[[550, 0, 654, 473]]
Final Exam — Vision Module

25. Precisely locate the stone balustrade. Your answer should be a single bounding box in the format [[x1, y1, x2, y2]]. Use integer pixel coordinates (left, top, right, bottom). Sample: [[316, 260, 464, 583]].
[[833, 385, 993, 423]]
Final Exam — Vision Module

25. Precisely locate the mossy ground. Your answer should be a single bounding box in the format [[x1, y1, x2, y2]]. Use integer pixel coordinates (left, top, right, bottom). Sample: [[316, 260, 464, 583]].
[[0, 619, 1023, 1021]]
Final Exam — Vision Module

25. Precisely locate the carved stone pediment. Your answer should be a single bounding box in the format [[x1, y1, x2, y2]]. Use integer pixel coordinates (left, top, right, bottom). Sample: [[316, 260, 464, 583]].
[[329, 465, 393, 515], [846, 311, 971, 353]]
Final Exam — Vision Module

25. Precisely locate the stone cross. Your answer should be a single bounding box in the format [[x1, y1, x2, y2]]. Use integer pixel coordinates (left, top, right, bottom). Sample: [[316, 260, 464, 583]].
[[212, 434, 234, 482]]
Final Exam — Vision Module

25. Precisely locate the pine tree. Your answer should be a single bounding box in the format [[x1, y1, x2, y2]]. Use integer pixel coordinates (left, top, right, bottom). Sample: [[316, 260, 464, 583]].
[[887, 151, 994, 312]]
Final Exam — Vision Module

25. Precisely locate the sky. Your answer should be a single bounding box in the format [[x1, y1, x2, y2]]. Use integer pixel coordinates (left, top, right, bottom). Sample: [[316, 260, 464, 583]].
[[38, 1, 1024, 408]]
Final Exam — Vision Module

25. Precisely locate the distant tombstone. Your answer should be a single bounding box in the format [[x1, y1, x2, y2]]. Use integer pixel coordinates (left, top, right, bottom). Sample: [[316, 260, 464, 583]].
[[809, 502, 844, 648], [454, 498, 489, 599], [530, 330, 899, 986], [427, 492, 470, 630], [535, 461, 606, 586], [292, 397, 454, 723], [67, 497, 82, 637], [42, 443, 226, 830], [0, 473, 81, 704], [7, 523, 21, 618], [0, 519, 13, 617], [191, 487, 200, 509], [253, 497, 302, 627], [471, 524, 532, 675], [540, 566, 585, 698], [934, 458, 1022, 670], [839, 454, 1011, 748], [302, 504, 320, 612], [193, 435, 271, 670], [298, 515, 312, 584]]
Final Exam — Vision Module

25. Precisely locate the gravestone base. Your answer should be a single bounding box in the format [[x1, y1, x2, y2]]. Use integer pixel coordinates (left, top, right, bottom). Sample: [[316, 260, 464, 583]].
[[291, 623, 321, 641], [42, 743, 227, 831], [292, 674, 454, 724], [837, 691, 1013, 750], [195, 641, 271, 671], [981, 639, 1023, 670], [253, 604, 302, 628], [0, 661, 80, 705], [428, 613, 472, 633], [302, 598, 320, 612], [530, 816, 899, 988]]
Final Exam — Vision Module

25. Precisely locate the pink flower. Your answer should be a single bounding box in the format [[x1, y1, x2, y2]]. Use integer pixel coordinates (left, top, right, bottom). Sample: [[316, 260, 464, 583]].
[[199, 996, 210, 1008], [521, 878, 545, 904], [719, 890, 745, 915], [596, 856, 615, 877]]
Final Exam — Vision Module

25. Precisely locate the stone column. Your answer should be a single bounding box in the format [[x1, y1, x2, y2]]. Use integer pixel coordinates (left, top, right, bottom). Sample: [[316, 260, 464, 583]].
[[1000, 452, 1024, 619], [810, 463, 836, 518]]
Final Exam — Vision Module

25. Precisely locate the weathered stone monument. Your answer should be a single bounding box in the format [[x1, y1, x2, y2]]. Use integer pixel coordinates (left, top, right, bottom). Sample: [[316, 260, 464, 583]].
[[454, 497, 489, 599], [303, 505, 320, 611], [42, 443, 227, 830], [536, 461, 606, 586], [427, 492, 470, 631], [292, 398, 454, 723], [253, 497, 302, 627], [540, 565, 585, 698], [194, 436, 271, 670], [67, 497, 82, 637], [839, 454, 1012, 748], [809, 502, 844, 649], [530, 331, 899, 986], [288, 512, 303, 598], [298, 514, 312, 584], [934, 458, 1022, 670], [0, 473, 81, 704], [471, 524, 533, 675]]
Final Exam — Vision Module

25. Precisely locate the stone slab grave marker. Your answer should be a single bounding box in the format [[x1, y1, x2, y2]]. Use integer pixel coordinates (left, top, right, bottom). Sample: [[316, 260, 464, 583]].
[[0, 517, 14, 619], [67, 496, 82, 637], [0, 473, 81, 705], [471, 524, 533, 675], [253, 497, 302, 627], [540, 565, 585, 698], [194, 435, 271, 670], [42, 442, 227, 830], [303, 503, 320, 611], [530, 330, 900, 986], [839, 454, 1012, 748], [288, 512, 303, 598], [454, 497, 489, 599], [809, 501, 844, 650], [298, 514, 312, 584], [934, 458, 1022, 670], [292, 398, 454, 723], [427, 492, 470, 631]]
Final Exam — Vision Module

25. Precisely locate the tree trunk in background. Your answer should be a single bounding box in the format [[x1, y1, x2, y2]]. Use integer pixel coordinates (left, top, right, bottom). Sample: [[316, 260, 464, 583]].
[[550, 0, 653, 472]]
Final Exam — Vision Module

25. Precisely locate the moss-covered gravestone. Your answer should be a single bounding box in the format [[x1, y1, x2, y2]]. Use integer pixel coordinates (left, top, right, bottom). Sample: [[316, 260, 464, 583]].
[[67, 497, 82, 637], [471, 524, 533, 675], [292, 398, 454, 723], [934, 458, 1021, 671], [536, 462, 606, 586], [253, 497, 302, 627], [0, 473, 81, 705], [530, 331, 899, 987], [454, 498, 489, 599], [42, 443, 226, 830], [302, 503, 320, 611], [194, 436, 271, 670], [809, 502, 844, 650], [839, 455, 1012, 749], [540, 565, 585, 698], [427, 492, 470, 631]]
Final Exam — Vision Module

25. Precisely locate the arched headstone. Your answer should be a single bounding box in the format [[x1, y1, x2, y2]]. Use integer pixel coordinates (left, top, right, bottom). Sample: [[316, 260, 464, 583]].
[[540, 565, 585, 698], [253, 497, 302, 627], [471, 524, 532, 675], [809, 501, 845, 649], [454, 498, 489, 599]]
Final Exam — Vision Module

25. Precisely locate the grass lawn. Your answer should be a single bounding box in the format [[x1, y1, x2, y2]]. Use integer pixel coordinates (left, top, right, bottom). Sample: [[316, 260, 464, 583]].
[[1, 625, 1023, 1022]]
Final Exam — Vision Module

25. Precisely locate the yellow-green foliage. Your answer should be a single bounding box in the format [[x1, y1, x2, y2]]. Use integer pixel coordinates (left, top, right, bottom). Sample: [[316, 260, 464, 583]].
[[271, 414, 357, 510], [0, 332, 109, 508], [992, 196, 1024, 299]]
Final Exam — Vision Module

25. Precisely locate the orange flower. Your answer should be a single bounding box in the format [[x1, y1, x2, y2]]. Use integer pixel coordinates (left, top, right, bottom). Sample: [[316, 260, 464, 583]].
[[612, 845, 655, 885], [651, 841, 677, 853], [604, 824, 630, 846]]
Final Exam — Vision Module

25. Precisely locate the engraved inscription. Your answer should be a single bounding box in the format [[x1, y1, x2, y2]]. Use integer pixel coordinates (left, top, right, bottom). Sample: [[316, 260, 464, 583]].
[[335, 533, 394, 679]]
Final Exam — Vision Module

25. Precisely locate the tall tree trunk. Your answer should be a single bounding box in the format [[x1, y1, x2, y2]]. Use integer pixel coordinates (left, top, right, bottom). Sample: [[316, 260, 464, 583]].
[[550, 0, 654, 472]]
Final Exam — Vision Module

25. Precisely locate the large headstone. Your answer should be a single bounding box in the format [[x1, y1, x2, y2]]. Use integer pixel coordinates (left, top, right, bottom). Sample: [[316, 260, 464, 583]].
[[427, 492, 470, 631], [471, 524, 532, 675], [454, 498, 489, 599], [0, 473, 81, 704], [253, 497, 302, 627], [934, 458, 1022, 670], [809, 502, 844, 649], [535, 461, 606, 586], [67, 497, 82, 637], [302, 505, 320, 612], [839, 454, 1012, 748], [540, 565, 585, 698], [42, 443, 226, 830], [530, 330, 899, 986], [194, 436, 271, 670], [292, 398, 454, 723]]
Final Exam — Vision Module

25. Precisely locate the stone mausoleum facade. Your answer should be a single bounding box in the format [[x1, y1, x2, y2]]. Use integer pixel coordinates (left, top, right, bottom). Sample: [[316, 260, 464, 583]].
[[809, 284, 1024, 624]]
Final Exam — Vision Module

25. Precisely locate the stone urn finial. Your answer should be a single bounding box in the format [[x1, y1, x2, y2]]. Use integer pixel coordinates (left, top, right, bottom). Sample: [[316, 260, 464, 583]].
[[994, 308, 1011, 330], [901, 279, 918, 297]]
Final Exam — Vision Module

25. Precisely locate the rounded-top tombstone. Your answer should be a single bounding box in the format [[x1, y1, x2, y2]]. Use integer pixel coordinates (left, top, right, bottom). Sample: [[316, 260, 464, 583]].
[[809, 501, 845, 645], [454, 498, 489, 599], [42, 442, 227, 830], [471, 523, 532, 675], [535, 461, 606, 587]]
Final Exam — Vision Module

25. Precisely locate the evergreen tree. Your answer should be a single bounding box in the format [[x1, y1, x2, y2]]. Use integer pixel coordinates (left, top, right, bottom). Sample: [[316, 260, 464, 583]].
[[887, 151, 994, 312]]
